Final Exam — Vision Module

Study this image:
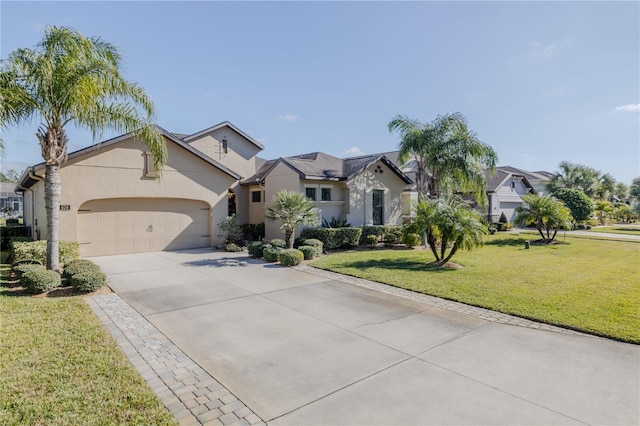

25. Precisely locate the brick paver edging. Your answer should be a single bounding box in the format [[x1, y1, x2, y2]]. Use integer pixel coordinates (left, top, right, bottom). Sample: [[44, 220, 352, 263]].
[[87, 294, 264, 426], [293, 264, 586, 336]]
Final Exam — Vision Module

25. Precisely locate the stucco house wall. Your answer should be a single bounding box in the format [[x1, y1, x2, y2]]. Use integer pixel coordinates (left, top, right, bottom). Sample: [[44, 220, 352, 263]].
[[263, 162, 303, 240]]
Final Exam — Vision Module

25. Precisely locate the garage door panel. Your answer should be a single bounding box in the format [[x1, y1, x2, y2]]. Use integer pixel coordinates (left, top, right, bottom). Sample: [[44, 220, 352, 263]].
[[78, 198, 211, 256]]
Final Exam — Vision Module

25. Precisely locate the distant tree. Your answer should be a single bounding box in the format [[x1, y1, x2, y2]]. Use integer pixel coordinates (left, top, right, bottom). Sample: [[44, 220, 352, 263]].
[[413, 197, 487, 266], [614, 182, 629, 201], [0, 26, 167, 271], [595, 173, 616, 200], [0, 169, 20, 182], [388, 113, 497, 203], [614, 204, 637, 223], [514, 193, 573, 243], [630, 177, 640, 199], [547, 161, 618, 200], [594, 200, 614, 225], [266, 190, 320, 248], [552, 188, 594, 223]]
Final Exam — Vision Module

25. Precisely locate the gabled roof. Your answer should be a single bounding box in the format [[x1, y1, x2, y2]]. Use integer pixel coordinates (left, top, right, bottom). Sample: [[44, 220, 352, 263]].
[[182, 121, 265, 150], [485, 167, 534, 193], [16, 125, 241, 191], [498, 166, 552, 182], [240, 151, 413, 186]]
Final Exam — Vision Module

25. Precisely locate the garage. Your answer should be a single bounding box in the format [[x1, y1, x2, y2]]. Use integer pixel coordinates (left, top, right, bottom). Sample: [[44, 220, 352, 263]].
[[499, 201, 523, 223], [78, 198, 211, 257]]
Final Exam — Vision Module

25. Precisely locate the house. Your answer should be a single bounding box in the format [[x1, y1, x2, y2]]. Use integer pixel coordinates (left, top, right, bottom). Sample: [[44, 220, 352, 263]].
[[1, 182, 23, 217], [16, 121, 413, 257]]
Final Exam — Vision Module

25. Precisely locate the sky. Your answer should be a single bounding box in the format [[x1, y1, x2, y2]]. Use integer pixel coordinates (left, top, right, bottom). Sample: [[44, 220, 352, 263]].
[[1, 1, 639, 184]]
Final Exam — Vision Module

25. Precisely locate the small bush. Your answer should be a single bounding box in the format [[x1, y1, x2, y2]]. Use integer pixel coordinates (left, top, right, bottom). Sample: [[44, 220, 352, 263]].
[[488, 226, 497, 235], [242, 222, 265, 242], [12, 259, 43, 268], [499, 212, 509, 224], [298, 245, 318, 260], [5, 218, 19, 226], [247, 241, 266, 258], [12, 240, 80, 265], [269, 239, 287, 249], [365, 234, 379, 247], [402, 233, 421, 248], [14, 263, 45, 278], [225, 243, 244, 252], [22, 269, 61, 294], [63, 259, 101, 280], [301, 239, 323, 251], [263, 246, 283, 262], [218, 214, 244, 244], [1, 225, 30, 250], [383, 233, 397, 247], [490, 222, 505, 232], [359, 225, 403, 245], [278, 249, 304, 266], [71, 271, 107, 292]]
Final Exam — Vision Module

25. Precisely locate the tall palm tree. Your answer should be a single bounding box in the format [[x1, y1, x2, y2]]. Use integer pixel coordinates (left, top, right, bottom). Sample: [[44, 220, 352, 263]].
[[0, 26, 167, 271], [388, 112, 497, 204], [514, 193, 573, 242], [266, 190, 320, 248]]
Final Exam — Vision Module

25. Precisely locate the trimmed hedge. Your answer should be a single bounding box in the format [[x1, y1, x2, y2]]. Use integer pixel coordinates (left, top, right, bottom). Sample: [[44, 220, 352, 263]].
[[1, 225, 31, 250], [71, 271, 107, 292], [62, 259, 101, 280], [365, 234, 378, 247], [14, 263, 45, 278], [278, 249, 304, 266], [12, 240, 81, 265], [297, 246, 318, 260], [22, 269, 61, 294], [359, 226, 403, 245], [300, 227, 362, 250], [268, 239, 287, 248], [263, 246, 283, 263], [301, 239, 323, 251], [225, 243, 244, 252], [402, 233, 421, 248]]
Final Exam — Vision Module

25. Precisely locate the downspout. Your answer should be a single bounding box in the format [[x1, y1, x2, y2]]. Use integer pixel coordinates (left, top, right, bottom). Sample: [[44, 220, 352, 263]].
[[26, 168, 44, 239]]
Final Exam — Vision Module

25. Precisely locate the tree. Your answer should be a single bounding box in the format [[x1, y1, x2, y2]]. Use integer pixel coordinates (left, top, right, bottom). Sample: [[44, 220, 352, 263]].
[[594, 200, 614, 225], [388, 113, 497, 204], [0, 26, 167, 271], [0, 169, 20, 182], [629, 177, 640, 199], [266, 190, 320, 248], [546, 161, 618, 200], [413, 197, 487, 266], [551, 188, 594, 223], [614, 182, 629, 201], [514, 193, 573, 242]]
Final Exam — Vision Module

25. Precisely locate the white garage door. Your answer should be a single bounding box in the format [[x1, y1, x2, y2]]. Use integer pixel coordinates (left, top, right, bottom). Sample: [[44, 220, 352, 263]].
[[499, 201, 523, 223], [78, 198, 210, 257]]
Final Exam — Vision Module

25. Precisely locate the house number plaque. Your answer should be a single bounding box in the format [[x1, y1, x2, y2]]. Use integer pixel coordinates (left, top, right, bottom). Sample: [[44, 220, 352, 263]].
[[60, 205, 71, 211]]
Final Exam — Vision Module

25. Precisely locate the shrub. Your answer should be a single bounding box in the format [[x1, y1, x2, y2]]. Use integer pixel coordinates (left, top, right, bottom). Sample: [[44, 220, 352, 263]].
[[552, 188, 594, 223], [70, 271, 107, 292], [62, 259, 101, 280], [278, 249, 304, 266], [499, 212, 509, 224], [504, 222, 513, 230], [338, 228, 362, 248], [12, 240, 80, 265], [402, 233, 421, 248], [14, 263, 45, 278], [268, 238, 287, 249], [225, 243, 244, 252], [1, 225, 30, 250], [299, 227, 362, 250], [297, 245, 318, 260], [22, 269, 61, 294], [490, 222, 505, 232], [365, 234, 379, 247], [12, 259, 43, 268], [247, 241, 266, 258], [301, 239, 323, 251], [322, 217, 351, 228], [5, 218, 19, 226], [263, 246, 283, 263], [359, 225, 403, 245], [218, 214, 244, 244], [242, 222, 265, 242], [488, 226, 497, 235], [383, 233, 397, 247]]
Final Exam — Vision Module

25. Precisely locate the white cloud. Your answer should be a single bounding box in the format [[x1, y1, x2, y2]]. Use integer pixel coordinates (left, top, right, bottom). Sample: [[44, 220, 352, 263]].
[[277, 114, 298, 123], [341, 147, 365, 157], [614, 103, 640, 112]]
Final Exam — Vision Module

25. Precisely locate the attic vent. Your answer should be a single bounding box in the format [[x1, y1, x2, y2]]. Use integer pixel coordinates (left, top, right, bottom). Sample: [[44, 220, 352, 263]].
[[374, 165, 384, 174]]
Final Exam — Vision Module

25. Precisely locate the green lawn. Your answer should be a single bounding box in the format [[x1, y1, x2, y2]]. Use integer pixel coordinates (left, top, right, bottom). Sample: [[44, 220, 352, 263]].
[[0, 263, 177, 425], [310, 234, 640, 343], [589, 225, 640, 236]]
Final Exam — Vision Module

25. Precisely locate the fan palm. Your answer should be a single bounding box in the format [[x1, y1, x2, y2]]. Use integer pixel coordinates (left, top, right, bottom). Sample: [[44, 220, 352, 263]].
[[266, 190, 320, 248], [388, 112, 497, 204], [0, 26, 167, 271]]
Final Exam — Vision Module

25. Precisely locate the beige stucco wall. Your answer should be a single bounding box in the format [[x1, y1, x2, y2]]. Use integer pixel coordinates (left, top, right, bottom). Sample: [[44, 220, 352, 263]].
[[29, 135, 237, 249], [246, 185, 265, 225], [302, 180, 347, 225], [345, 160, 406, 227]]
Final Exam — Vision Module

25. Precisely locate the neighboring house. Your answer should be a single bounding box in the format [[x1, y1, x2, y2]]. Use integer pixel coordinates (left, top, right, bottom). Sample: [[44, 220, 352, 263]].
[[494, 166, 552, 196], [483, 167, 537, 223], [1, 182, 23, 217], [16, 121, 413, 257]]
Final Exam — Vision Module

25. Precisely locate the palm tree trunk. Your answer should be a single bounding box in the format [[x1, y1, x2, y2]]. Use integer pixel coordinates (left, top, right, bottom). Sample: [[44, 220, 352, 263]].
[[285, 229, 295, 249], [441, 243, 458, 265], [44, 164, 61, 271], [426, 231, 440, 261]]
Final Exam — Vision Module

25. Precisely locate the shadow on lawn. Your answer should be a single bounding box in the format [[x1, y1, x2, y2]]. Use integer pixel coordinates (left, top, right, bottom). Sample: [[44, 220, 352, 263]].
[[337, 257, 458, 273], [485, 237, 530, 247]]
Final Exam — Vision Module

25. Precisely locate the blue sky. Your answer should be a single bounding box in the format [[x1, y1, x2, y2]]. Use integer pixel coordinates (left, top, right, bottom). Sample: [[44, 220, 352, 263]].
[[1, 1, 638, 184]]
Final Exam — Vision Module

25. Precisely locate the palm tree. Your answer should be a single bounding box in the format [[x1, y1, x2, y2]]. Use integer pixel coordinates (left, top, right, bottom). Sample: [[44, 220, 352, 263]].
[[514, 193, 573, 242], [547, 161, 616, 200], [388, 113, 497, 204], [414, 197, 487, 266], [266, 190, 320, 248], [0, 26, 167, 271]]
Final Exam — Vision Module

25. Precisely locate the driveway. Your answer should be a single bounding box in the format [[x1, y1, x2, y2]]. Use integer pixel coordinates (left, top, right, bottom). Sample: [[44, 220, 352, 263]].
[[90, 249, 639, 425]]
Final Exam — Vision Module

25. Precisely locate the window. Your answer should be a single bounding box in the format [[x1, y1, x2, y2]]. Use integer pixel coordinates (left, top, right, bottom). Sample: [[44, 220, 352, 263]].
[[252, 191, 262, 203], [144, 152, 156, 178], [321, 188, 331, 201], [222, 137, 228, 154], [305, 187, 316, 201], [372, 190, 384, 225]]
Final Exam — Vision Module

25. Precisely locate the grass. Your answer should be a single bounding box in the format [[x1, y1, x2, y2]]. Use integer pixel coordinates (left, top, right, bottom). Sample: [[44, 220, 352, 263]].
[[0, 259, 177, 425], [310, 234, 640, 343], [589, 225, 640, 236]]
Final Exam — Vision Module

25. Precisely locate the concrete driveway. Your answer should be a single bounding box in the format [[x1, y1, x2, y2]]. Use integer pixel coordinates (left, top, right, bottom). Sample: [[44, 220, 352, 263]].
[[91, 249, 639, 425]]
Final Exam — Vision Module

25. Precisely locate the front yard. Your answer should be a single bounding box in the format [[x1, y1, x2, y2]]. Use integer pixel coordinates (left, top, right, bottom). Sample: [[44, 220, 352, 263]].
[[0, 262, 177, 425], [311, 234, 640, 343]]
